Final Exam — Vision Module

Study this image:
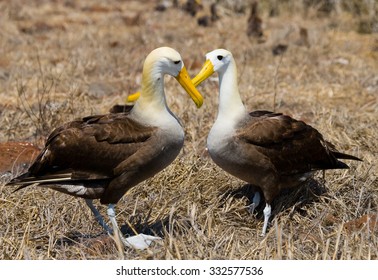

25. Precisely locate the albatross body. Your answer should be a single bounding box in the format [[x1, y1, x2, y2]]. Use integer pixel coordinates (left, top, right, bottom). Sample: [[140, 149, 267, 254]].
[[7, 47, 203, 251], [192, 49, 361, 236]]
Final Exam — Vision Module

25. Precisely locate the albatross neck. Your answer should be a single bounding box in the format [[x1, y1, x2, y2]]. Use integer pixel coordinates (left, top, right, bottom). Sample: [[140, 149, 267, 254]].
[[133, 64, 173, 124], [216, 58, 246, 122]]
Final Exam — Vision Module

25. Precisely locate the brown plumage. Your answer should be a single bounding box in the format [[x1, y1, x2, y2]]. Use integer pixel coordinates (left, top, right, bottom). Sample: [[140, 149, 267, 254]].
[[108, 104, 134, 114], [192, 49, 361, 236], [234, 110, 359, 205], [13, 113, 168, 205], [6, 47, 203, 250]]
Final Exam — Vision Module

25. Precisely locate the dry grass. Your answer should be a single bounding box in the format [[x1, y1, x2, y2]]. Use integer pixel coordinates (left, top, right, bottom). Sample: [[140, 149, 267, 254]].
[[0, 0, 377, 260]]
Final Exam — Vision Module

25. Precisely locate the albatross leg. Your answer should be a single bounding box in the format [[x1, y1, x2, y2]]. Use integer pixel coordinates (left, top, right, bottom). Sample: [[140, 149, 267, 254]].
[[107, 204, 162, 251], [247, 191, 261, 214], [85, 199, 112, 234], [261, 203, 272, 236], [107, 204, 126, 257]]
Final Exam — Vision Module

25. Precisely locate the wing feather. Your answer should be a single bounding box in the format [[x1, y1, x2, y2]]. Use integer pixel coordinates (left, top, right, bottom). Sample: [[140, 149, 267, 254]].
[[9, 112, 157, 185], [236, 111, 342, 175]]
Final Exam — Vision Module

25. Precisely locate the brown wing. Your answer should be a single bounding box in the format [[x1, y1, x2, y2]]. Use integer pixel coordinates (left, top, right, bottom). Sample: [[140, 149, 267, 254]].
[[108, 104, 134, 114], [19, 112, 157, 182], [235, 111, 342, 175]]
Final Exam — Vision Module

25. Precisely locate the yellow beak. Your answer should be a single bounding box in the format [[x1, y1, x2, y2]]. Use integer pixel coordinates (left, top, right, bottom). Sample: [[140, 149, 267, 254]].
[[191, 59, 214, 87], [126, 66, 203, 108], [175, 66, 203, 108]]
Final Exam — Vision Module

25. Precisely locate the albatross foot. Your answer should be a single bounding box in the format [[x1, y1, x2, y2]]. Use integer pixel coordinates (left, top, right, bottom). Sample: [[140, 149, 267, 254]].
[[247, 191, 261, 214], [106, 204, 161, 251], [247, 203, 257, 214], [122, 234, 162, 250]]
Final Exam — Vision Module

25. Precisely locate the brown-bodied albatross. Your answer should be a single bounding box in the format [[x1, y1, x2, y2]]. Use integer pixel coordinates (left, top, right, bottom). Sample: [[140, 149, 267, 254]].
[[6, 47, 203, 250], [192, 49, 361, 236]]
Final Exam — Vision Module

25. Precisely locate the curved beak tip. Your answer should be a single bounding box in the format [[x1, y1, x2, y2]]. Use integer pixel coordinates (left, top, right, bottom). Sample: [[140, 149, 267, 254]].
[[125, 66, 206, 108], [196, 98, 203, 108], [176, 66, 204, 109]]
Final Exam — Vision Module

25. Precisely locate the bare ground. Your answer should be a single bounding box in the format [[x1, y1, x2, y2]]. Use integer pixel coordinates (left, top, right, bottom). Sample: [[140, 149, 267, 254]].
[[0, 0, 377, 259]]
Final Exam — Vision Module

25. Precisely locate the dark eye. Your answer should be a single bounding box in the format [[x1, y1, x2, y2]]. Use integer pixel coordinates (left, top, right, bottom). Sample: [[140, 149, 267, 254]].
[[217, 55, 223, 61], [174, 60, 181, 64]]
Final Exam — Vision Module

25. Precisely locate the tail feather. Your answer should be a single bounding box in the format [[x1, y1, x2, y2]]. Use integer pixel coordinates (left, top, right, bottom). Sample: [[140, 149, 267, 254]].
[[6, 173, 73, 193], [7, 173, 72, 186], [311, 160, 349, 171], [324, 150, 362, 170], [334, 160, 350, 169], [311, 150, 361, 171], [333, 151, 362, 162], [326, 140, 362, 162]]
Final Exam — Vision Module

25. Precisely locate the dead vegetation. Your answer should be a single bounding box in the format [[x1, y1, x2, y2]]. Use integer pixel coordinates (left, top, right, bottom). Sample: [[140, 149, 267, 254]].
[[0, 0, 377, 260]]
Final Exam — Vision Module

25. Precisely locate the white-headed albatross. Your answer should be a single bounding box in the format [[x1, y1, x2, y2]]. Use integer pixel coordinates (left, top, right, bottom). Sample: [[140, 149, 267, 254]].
[[6, 47, 203, 251], [192, 49, 361, 236]]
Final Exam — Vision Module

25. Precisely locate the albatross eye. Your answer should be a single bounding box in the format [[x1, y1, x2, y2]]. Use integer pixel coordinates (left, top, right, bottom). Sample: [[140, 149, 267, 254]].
[[217, 55, 224, 61], [174, 60, 181, 64]]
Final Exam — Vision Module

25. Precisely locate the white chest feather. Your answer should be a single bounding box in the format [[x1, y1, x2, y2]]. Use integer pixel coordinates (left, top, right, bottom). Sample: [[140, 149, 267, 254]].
[[207, 118, 235, 151], [207, 107, 246, 150]]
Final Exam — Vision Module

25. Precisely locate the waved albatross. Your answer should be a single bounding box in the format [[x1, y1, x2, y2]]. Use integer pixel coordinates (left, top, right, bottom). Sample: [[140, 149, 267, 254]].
[[192, 49, 361, 236], [6, 47, 203, 250]]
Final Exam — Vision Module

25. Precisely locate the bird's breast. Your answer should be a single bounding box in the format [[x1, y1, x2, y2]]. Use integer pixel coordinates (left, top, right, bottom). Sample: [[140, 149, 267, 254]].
[[207, 119, 275, 185], [207, 121, 239, 170], [207, 118, 235, 152]]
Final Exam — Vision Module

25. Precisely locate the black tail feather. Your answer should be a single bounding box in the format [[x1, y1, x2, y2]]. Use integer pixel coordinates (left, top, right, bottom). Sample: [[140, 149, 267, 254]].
[[333, 151, 362, 162], [325, 151, 361, 170], [335, 160, 350, 169], [6, 172, 72, 193]]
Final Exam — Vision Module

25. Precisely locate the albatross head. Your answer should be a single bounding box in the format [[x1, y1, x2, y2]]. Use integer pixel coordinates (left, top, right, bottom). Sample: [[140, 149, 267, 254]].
[[141, 47, 203, 108], [192, 49, 245, 123], [192, 49, 233, 87]]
